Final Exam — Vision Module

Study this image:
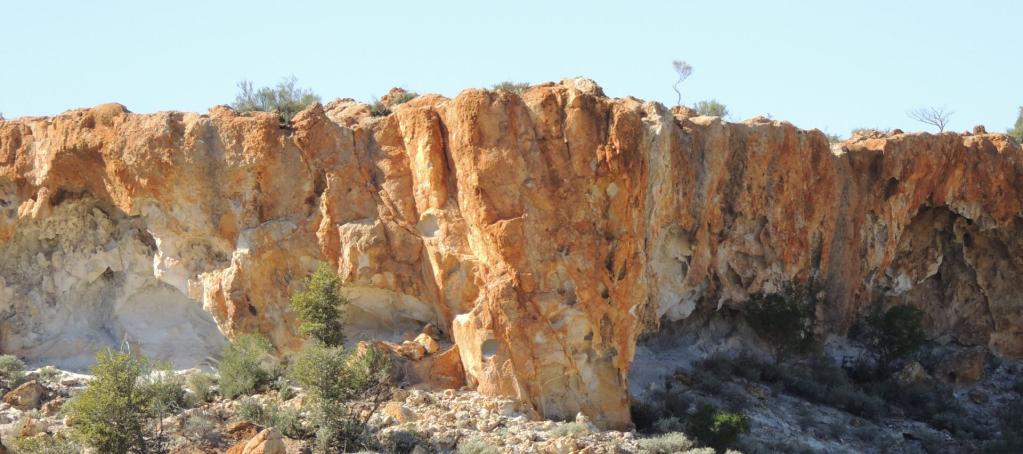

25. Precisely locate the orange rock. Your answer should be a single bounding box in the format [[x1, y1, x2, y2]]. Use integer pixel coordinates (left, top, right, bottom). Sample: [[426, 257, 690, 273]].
[[414, 333, 440, 354], [225, 428, 285, 454], [2, 79, 1023, 429], [2, 381, 45, 411]]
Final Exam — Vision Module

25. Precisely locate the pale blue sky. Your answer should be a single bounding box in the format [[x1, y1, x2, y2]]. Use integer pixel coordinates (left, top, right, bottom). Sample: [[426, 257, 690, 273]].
[[2, 1, 1019, 136]]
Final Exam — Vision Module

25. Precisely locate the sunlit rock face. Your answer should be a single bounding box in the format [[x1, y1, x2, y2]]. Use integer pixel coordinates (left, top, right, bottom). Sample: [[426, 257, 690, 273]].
[[1, 81, 1021, 429]]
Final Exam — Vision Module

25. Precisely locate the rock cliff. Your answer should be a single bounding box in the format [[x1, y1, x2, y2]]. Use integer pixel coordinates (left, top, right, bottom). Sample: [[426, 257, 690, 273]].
[[1, 79, 1020, 429]]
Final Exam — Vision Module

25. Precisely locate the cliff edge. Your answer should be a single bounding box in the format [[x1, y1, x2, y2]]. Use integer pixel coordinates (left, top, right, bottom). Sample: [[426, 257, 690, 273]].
[[1, 79, 1020, 429]]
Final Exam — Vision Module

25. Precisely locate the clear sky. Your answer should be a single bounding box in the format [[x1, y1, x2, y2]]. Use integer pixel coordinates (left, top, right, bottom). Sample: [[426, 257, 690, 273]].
[[2, 1, 1019, 136]]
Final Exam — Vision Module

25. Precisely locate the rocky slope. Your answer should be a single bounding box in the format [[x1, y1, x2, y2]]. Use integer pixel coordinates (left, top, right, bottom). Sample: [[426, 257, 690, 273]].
[[0, 79, 1020, 429]]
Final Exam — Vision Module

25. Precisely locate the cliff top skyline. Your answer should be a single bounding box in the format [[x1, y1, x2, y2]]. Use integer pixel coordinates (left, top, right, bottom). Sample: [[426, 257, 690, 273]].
[[2, 0, 1019, 137]]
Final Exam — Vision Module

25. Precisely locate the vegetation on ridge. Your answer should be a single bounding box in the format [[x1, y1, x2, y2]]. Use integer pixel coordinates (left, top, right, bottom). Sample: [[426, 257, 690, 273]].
[[232, 76, 320, 124]]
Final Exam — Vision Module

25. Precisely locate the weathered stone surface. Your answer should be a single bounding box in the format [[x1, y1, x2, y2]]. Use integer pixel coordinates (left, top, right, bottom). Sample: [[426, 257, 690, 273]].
[[2, 381, 44, 411], [225, 428, 285, 454], [1, 79, 1021, 428]]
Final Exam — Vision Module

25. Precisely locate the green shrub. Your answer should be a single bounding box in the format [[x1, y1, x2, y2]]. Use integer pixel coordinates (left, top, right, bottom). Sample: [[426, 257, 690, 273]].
[[275, 375, 295, 401], [182, 414, 221, 443], [0, 354, 26, 386], [236, 397, 306, 438], [695, 354, 884, 419], [653, 416, 685, 433], [851, 128, 891, 137], [144, 365, 189, 449], [878, 381, 988, 439], [1009, 107, 1023, 143], [291, 264, 348, 347], [492, 81, 531, 94], [232, 76, 320, 124], [6, 432, 81, 454], [36, 366, 59, 383], [236, 397, 266, 422], [860, 304, 926, 369], [637, 431, 697, 453], [744, 285, 818, 356], [186, 371, 217, 405], [272, 405, 305, 439], [382, 429, 423, 454], [687, 403, 750, 453], [549, 422, 589, 437], [693, 99, 728, 117], [64, 350, 162, 453], [368, 91, 419, 117], [631, 380, 694, 433], [369, 98, 392, 117], [291, 343, 392, 452], [389, 91, 417, 106], [458, 437, 500, 454], [218, 334, 276, 398]]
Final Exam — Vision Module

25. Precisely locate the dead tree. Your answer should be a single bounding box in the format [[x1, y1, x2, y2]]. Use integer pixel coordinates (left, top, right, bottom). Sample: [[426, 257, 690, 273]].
[[908, 106, 953, 132], [672, 60, 693, 106]]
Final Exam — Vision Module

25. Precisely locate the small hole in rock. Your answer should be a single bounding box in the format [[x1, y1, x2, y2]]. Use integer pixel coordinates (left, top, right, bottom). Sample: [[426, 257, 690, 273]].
[[481, 339, 499, 359]]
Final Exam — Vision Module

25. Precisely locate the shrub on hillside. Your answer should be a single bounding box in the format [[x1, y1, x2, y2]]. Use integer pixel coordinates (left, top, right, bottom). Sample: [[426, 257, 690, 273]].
[[185, 371, 217, 405], [369, 91, 419, 117], [232, 76, 320, 124], [856, 304, 926, 370], [492, 81, 531, 94], [182, 413, 221, 444], [744, 285, 819, 356], [63, 349, 186, 453], [236, 397, 306, 439], [1009, 107, 1023, 143], [687, 403, 750, 453], [291, 264, 348, 347], [290, 342, 392, 452], [218, 334, 277, 399], [694, 353, 884, 420], [6, 431, 81, 454], [693, 99, 728, 117], [0, 354, 26, 387], [37, 366, 59, 384], [637, 431, 697, 453], [381, 428, 423, 454], [457, 437, 501, 454], [549, 422, 589, 437]]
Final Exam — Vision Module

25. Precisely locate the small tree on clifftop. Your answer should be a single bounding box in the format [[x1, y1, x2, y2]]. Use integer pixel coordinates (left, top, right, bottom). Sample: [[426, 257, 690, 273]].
[[232, 76, 320, 124], [1008, 106, 1023, 143], [672, 60, 694, 106], [291, 263, 348, 347], [694, 99, 728, 117], [908, 106, 953, 132]]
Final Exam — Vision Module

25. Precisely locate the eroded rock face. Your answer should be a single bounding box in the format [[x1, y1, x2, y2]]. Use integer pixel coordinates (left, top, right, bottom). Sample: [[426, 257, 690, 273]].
[[0, 79, 1021, 428]]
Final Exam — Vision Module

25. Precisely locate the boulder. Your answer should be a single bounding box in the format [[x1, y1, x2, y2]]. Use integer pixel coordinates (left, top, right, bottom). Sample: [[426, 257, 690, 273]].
[[415, 333, 440, 354], [894, 362, 932, 386], [935, 347, 988, 385], [382, 401, 416, 424], [2, 381, 45, 411], [225, 428, 285, 454]]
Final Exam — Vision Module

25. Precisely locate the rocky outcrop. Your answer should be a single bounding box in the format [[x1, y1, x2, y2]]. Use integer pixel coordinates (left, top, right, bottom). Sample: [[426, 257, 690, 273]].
[[2, 381, 44, 411], [225, 428, 285, 454], [1, 79, 1021, 429]]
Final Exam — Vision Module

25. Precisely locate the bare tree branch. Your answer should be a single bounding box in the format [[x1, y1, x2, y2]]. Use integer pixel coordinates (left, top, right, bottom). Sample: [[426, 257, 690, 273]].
[[908, 106, 954, 132], [672, 60, 693, 106]]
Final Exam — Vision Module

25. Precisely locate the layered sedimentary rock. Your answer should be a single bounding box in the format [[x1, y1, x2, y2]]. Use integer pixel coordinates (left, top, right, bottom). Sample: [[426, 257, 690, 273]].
[[1, 79, 1021, 429]]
